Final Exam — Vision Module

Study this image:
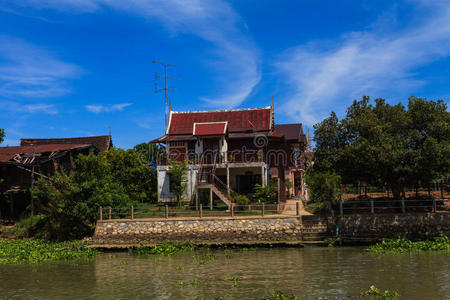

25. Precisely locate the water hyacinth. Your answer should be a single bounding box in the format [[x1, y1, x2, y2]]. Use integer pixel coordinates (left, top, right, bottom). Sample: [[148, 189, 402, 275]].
[[366, 236, 450, 253], [0, 239, 99, 264]]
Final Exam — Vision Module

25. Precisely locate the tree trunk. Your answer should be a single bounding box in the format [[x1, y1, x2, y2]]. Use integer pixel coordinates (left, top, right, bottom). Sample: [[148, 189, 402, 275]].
[[391, 184, 402, 200]]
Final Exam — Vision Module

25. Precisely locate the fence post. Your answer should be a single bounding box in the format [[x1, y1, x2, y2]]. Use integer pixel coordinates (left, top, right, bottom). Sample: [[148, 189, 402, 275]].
[[231, 204, 234, 217], [261, 203, 265, 216], [108, 207, 112, 220], [433, 198, 436, 213], [339, 200, 343, 216], [99, 206, 103, 221], [370, 199, 374, 214], [165, 205, 168, 219], [296, 202, 300, 216], [200, 204, 203, 218], [401, 199, 406, 213], [131, 206, 134, 220]]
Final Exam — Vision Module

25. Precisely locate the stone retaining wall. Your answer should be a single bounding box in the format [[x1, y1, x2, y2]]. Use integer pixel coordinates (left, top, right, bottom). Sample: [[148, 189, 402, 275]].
[[92, 213, 450, 245], [93, 216, 321, 244], [334, 213, 450, 240]]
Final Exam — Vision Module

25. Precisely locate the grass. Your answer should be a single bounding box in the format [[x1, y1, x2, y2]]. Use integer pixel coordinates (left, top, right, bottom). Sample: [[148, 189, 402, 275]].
[[366, 237, 450, 253], [0, 238, 99, 264]]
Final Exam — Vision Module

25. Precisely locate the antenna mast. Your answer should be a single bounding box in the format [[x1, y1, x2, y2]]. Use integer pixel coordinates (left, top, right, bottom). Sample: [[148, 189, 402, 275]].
[[153, 61, 181, 128]]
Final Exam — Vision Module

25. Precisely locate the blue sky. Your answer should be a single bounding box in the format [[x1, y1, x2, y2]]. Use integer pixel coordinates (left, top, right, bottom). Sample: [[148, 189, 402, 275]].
[[0, 0, 449, 149]]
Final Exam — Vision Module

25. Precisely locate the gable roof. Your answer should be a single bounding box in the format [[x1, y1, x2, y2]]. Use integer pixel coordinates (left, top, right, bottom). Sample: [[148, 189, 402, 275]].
[[20, 135, 112, 152], [274, 124, 305, 142], [167, 107, 272, 135], [193, 122, 228, 136]]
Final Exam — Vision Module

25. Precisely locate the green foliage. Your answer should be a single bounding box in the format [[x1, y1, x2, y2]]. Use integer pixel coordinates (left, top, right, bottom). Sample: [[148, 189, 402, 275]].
[[0, 128, 4, 144], [31, 151, 132, 240], [263, 290, 298, 300], [324, 236, 342, 247], [233, 194, 250, 206], [253, 178, 278, 203], [312, 96, 450, 199], [132, 242, 197, 256], [366, 237, 450, 253], [168, 160, 188, 206], [305, 169, 341, 211], [133, 142, 165, 168], [103, 147, 157, 203], [225, 275, 240, 287], [2, 215, 46, 238], [0, 239, 99, 264], [361, 285, 400, 298]]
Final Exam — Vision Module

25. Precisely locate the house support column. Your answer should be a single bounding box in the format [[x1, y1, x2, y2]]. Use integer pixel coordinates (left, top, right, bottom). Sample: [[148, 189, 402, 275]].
[[261, 165, 266, 186], [195, 187, 199, 211], [226, 164, 230, 196], [209, 187, 213, 210]]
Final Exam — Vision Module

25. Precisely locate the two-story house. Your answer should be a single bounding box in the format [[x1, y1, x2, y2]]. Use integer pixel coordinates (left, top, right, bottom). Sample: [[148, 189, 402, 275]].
[[150, 106, 307, 207]]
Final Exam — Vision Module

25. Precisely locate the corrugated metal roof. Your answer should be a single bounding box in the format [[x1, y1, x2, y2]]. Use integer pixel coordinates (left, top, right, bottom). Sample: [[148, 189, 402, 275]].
[[21, 135, 112, 152], [0, 144, 91, 162]]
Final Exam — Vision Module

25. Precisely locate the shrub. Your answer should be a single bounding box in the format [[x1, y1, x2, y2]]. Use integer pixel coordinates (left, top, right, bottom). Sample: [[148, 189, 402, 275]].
[[305, 168, 341, 212], [234, 194, 250, 206]]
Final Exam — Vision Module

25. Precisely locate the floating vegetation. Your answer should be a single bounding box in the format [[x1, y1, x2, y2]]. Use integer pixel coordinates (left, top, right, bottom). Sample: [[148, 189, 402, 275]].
[[366, 237, 450, 253], [132, 242, 197, 256], [191, 279, 202, 286], [263, 290, 298, 300], [174, 281, 188, 288], [225, 276, 240, 287], [175, 265, 184, 271], [193, 248, 218, 264], [241, 247, 257, 252], [0, 239, 99, 264], [195, 297, 224, 300], [361, 285, 400, 298], [324, 236, 342, 247], [224, 249, 233, 259]]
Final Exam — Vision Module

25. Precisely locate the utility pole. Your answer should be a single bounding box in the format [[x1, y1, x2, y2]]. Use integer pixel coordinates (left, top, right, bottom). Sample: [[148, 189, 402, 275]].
[[153, 61, 181, 129]]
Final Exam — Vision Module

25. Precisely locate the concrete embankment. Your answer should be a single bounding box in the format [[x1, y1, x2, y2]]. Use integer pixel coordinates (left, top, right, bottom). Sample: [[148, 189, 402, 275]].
[[92, 213, 450, 246]]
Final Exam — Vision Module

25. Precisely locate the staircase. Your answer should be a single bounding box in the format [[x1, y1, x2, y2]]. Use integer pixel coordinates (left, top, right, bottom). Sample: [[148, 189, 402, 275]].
[[196, 151, 235, 209], [301, 215, 329, 241]]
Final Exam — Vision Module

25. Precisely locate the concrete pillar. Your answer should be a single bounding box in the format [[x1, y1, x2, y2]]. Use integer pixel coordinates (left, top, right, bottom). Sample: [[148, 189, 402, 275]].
[[209, 187, 213, 210], [261, 166, 265, 186], [226, 164, 230, 195]]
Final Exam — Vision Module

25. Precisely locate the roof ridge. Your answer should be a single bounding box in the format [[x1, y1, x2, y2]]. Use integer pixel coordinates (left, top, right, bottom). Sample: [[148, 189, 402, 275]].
[[20, 135, 110, 141], [172, 106, 271, 114]]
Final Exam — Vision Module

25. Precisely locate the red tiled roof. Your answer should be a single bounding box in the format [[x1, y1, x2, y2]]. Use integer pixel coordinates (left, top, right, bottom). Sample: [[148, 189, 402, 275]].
[[168, 107, 272, 135], [274, 124, 304, 141], [0, 144, 91, 162], [21, 135, 112, 152], [193, 122, 227, 136]]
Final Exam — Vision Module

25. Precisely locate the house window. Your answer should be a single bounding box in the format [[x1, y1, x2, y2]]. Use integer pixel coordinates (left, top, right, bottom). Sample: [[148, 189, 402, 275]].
[[168, 141, 185, 147]]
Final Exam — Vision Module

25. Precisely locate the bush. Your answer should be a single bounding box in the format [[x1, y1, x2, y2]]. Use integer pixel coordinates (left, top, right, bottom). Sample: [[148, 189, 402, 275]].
[[305, 168, 341, 212], [233, 194, 250, 206], [253, 178, 278, 203]]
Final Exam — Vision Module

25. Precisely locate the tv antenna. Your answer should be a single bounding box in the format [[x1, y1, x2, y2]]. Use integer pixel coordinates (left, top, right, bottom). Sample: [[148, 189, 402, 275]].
[[153, 61, 182, 128]]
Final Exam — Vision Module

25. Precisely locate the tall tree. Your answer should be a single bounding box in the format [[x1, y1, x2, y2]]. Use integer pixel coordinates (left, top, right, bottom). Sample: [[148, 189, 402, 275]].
[[310, 96, 450, 199], [0, 128, 4, 144]]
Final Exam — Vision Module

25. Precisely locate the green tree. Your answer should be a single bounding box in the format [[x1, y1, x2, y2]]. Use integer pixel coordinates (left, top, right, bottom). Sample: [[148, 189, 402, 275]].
[[311, 96, 450, 199], [168, 160, 188, 206], [104, 148, 157, 203], [32, 151, 131, 240], [134, 142, 165, 168], [305, 169, 341, 212], [0, 128, 4, 144]]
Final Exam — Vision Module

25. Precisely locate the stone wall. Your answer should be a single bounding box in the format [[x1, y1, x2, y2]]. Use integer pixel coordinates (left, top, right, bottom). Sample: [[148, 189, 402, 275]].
[[93, 216, 322, 244], [333, 213, 450, 240]]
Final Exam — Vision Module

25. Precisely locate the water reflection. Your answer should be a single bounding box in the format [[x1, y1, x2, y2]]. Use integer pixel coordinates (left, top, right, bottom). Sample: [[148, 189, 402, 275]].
[[0, 247, 448, 299]]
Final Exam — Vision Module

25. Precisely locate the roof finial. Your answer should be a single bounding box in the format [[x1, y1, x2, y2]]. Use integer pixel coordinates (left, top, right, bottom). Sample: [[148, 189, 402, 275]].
[[271, 94, 275, 129], [169, 98, 172, 112], [108, 125, 111, 136]]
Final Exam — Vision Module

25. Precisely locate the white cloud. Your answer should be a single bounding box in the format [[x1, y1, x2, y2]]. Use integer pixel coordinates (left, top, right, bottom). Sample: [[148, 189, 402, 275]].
[[85, 103, 132, 113], [275, 0, 450, 126], [0, 35, 81, 98], [0, 100, 58, 114], [11, 0, 260, 108]]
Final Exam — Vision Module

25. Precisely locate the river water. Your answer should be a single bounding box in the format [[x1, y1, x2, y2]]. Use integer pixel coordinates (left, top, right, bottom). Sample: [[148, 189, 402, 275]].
[[0, 247, 448, 299]]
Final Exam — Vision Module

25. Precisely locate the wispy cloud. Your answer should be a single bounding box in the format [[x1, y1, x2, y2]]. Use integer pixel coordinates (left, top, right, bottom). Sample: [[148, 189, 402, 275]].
[[0, 35, 81, 98], [0, 100, 58, 114], [9, 0, 260, 108], [85, 103, 132, 113], [275, 0, 450, 126]]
